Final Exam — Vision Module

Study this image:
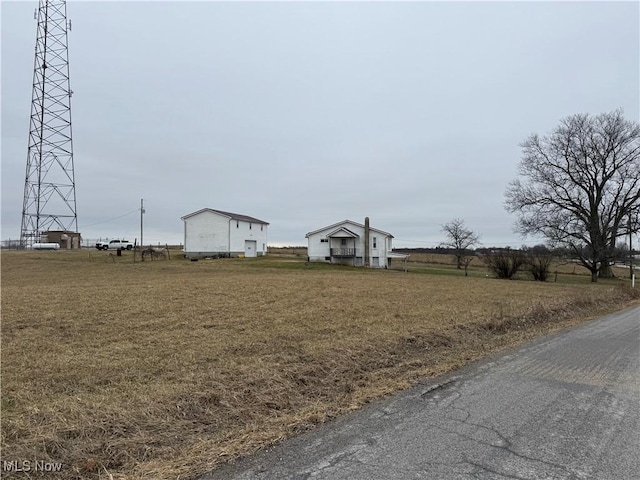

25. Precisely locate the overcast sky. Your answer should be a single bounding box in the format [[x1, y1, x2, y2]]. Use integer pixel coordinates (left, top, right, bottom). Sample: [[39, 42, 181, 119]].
[[2, 0, 638, 248]]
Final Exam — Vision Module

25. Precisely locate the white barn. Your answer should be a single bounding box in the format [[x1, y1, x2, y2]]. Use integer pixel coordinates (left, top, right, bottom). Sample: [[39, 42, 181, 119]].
[[305, 218, 405, 268], [181, 208, 269, 259]]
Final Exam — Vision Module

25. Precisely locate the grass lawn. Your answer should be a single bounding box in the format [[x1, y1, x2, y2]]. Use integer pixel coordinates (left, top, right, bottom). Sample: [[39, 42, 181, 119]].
[[1, 249, 638, 479]]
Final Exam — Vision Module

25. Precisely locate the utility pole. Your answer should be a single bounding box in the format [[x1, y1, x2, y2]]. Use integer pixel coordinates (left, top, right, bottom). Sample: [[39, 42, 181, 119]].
[[140, 199, 145, 249], [20, 0, 78, 248]]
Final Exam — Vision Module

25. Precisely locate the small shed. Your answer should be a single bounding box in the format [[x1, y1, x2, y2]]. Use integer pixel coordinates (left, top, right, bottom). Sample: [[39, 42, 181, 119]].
[[43, 230, 82, 249], [181, 208, 269, 259]]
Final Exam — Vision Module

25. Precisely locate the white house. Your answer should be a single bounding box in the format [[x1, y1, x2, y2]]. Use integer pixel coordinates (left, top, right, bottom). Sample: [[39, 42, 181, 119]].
[[305, 218, 406, 268], [181, 208, 269, 259]]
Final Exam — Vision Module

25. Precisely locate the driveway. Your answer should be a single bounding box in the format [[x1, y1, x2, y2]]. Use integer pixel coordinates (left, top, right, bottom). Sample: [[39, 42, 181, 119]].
[[202, 305, 640, 480]]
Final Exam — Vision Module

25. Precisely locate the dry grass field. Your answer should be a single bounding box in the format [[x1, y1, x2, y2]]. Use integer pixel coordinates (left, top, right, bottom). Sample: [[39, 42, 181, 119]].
[[1, 249, 638, 479]]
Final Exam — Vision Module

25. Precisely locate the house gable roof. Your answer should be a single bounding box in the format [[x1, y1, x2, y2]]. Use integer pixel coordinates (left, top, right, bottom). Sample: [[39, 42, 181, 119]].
[[305, 219, 393, 238], [181, 208, 269, 225]]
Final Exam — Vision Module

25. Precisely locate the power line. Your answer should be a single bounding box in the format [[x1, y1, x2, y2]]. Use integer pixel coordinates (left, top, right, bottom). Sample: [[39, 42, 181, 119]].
[[79, 209, 139, 228]]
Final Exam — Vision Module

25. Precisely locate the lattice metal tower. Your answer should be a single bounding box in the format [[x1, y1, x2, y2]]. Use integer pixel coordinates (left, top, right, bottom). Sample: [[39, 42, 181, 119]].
[[20, 0, 77, 248]]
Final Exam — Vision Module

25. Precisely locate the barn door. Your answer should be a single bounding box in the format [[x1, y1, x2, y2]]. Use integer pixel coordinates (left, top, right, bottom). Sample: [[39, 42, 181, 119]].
[[244, 240, 257, 258]]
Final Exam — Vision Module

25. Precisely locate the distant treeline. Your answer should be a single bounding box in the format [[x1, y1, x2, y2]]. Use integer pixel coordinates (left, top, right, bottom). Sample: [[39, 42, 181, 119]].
[[392, 246, 531, 255], [393, 246, 638, 257]]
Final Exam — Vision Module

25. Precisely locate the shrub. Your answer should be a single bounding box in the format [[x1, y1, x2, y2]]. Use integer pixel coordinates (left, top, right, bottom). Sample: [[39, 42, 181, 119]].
[[525, 252, 553, 281], [483, 248, 525, 279]]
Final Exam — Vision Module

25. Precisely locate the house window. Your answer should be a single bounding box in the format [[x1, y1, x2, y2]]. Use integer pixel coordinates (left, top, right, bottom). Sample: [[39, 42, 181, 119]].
[[373, 237, 377, 248], [320, 238, 328, 243], [236, 221, 239, 228], [250, 223, 252, 230], [341, 238, 347, 246], [261, 224, 263, 231]]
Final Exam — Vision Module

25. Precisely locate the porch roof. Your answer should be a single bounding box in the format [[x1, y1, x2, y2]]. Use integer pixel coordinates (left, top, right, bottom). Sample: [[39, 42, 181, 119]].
[[327, 227, 360, 238]]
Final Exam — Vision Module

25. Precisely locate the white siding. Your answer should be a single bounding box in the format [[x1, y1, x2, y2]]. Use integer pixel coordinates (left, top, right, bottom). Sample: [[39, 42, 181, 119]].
[[230, 220, 268, 255], [307, 231, 332, 261], [306, 220, 392, 268], [182, 209, 268, 258], [184, 210, 230, 253]]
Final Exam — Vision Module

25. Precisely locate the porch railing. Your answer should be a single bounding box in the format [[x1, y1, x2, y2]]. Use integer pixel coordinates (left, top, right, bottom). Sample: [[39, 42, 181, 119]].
[[330, 248, 356, 257]]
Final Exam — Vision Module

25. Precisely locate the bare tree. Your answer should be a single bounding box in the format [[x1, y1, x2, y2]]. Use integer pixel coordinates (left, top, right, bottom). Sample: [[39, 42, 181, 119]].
[[441, 219, 480, 276], [505, 110, 640, 282]]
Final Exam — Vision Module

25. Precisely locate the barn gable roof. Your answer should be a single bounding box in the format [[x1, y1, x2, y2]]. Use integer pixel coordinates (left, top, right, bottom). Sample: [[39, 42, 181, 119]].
[[181, 208, 269, 225]]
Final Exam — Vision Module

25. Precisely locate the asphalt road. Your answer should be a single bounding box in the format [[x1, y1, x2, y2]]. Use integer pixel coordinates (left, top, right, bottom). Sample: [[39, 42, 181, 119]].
[[202, 306, 640, 480]]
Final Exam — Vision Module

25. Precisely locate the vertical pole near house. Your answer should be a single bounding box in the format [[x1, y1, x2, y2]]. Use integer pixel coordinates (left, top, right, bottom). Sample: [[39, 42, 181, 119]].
[[140, 199, 145, 249]]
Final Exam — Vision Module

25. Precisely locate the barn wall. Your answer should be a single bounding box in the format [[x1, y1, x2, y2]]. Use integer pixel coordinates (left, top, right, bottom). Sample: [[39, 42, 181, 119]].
[[183, 211, 230, 254], [229, 220, 268, 256]]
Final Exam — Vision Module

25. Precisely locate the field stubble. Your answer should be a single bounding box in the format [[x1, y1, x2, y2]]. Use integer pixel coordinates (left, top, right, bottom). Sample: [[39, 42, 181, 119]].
[[1, 250, 638, 479]]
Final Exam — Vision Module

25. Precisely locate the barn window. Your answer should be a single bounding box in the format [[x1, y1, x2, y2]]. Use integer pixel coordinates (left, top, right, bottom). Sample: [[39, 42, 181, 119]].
[[373, 237, 377, 248], [250, 223, 252, 230], [261, 224, 263, 231], [236, 221, 239, 228]]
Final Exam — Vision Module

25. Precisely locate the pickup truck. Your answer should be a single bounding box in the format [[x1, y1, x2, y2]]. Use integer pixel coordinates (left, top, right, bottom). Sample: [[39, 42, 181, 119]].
[[95, 239, 134, 251]]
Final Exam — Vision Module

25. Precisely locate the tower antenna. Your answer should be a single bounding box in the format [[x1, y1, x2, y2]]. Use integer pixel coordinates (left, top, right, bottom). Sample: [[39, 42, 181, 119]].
[[20, 0, 78, 248]]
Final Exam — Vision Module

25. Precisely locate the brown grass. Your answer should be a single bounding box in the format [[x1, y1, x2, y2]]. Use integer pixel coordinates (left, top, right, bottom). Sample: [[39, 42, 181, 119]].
[[1, 250, 638, 479]]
